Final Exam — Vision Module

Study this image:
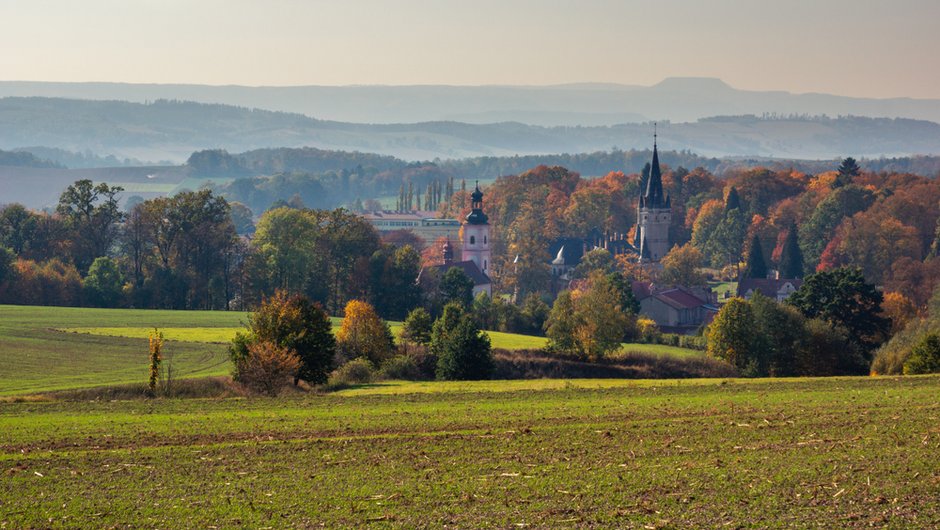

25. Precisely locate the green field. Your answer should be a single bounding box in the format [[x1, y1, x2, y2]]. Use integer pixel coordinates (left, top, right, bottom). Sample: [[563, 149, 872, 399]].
[[0, 305, 699, 396], [1, 375, 937, 527], [59, 323, 553, 351], [0, 305, 247, 396]]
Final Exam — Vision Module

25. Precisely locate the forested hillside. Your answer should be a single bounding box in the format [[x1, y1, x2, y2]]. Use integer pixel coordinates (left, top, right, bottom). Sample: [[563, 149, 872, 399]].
[[3, 97, 940, 162]]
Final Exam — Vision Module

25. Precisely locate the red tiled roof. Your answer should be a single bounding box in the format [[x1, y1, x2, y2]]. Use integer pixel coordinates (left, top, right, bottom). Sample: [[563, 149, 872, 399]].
[[654, 288, 706, 310], [737, 278, 803, 297]]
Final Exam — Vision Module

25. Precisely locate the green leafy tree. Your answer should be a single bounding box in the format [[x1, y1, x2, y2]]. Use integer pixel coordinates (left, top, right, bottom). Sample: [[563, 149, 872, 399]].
[[742, 234, 768, 279], [797, 318, 851, 376], [435, 313, 493, 381], [472, 291, 498, 330], [787, 267, 889, 365], [429, 302, 466, 357], [546, 273, 633, 360], [607, 272, 641, 316], [706, 298, 758, 373], [0, 246, 14, 286], [229, 202, 255, 235], [519, 292, 551, 335], [574, 273, 633, 360], [749, 293, 805, 376], [777, 222, 804, 279], [83, 256, 124, 307], [706, 207, 747, 268], [545, 290, 580, 354], [903, 333, 940, 374], [0, 204, 38, 255], [441, 267, 474, 308], [799, 186, 875, 272], [56, 179, 124, 272], [571, 248, 614, 279], [231, 290, 336, 385], [367, 244, 422, 320], [401, 307, 433, 345]]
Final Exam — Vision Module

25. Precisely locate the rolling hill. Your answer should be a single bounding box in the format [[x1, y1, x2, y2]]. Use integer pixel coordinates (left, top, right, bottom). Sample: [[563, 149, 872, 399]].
[[1, 97, 940, 164]]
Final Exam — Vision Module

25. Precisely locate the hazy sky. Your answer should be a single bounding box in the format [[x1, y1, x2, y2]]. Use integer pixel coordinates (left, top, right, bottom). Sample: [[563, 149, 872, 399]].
[[2, 0, 939, 98]]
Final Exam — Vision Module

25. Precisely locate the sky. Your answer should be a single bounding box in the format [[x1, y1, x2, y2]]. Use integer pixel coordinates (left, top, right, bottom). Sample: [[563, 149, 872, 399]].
[[2, 0, 939, 99]]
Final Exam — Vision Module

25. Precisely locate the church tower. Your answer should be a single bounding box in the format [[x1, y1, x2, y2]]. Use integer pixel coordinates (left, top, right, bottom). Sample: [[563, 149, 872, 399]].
[[461, 182, 491, 275], [637, 132, 671, 263]]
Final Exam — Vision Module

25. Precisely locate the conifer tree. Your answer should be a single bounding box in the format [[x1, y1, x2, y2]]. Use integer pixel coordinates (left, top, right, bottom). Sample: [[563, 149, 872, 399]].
[[743, 234, 767, 279], [778, 222, 804, 278], [835, 157, 860, 187], [725, 186, 741, 212]]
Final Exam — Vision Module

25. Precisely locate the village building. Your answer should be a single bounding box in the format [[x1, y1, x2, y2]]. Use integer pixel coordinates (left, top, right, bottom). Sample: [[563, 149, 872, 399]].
[[633, 281, 719, 334], [361, 210, 461, 245], [417, 183, 492, 297], [736, 277, 803, 302]]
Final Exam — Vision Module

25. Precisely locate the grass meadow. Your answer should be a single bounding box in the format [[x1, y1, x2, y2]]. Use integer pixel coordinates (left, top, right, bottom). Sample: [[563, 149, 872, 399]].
[[0, 304, 698, 396], [0, 305, 937, 526], [1, 376, 938, 527]]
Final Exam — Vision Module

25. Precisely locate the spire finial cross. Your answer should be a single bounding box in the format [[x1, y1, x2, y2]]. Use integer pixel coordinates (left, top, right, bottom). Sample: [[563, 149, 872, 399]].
[[654, 122, 657, 146]]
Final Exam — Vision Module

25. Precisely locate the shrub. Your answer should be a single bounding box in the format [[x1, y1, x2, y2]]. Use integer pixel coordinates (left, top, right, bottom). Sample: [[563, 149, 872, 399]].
[[148, 328, 163, 396], [329, 358, 375, 386], [83, 256, 124, 307], [407, 345, 439, 380], [380, 355, 422, 380], [904, 333, 940, 375], [235, 341, 301, 396], [636, 317, 660, 343]]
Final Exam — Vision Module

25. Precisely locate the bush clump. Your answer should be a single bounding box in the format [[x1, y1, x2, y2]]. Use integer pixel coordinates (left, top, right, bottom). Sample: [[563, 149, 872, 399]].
[[904, 333, 940, 374], [328, 358, 376, 387], [380, 355, 422, 380], [235, 341, 301, 396]]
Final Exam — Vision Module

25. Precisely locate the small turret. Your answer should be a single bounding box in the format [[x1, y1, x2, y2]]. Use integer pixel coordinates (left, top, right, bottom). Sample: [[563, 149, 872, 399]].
[[465, 181, 489, 225]]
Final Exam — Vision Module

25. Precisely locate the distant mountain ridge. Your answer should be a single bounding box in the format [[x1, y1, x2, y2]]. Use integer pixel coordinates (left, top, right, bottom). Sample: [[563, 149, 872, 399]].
[[1, 97, 940, 163], [1, 78, 940, 126]]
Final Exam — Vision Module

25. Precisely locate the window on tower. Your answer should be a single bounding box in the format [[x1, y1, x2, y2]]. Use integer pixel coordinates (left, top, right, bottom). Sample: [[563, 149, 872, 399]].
[[470, 236, 476, 245]]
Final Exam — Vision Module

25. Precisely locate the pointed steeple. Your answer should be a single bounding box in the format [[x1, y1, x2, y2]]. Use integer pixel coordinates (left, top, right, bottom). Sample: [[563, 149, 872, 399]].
[[643, 127, 666, 208]]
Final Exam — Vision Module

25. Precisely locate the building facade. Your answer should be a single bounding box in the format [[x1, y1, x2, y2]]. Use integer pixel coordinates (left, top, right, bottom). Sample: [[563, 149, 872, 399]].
[[461, 183, 491, 276], [360, 210, 461, 245]]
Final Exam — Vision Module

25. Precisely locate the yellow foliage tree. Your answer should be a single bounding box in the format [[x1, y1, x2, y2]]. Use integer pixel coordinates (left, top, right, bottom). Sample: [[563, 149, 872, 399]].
[[881, 291, 917, 336], [337, 300, 395, 365]]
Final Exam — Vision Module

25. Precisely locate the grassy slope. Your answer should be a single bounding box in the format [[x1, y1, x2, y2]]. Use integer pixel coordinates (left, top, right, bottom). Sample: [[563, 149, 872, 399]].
[[0, 376, 937, 527], [0, 306, 247, 396], [0, 304, 698, 396], [60, 326, 695, 357]]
